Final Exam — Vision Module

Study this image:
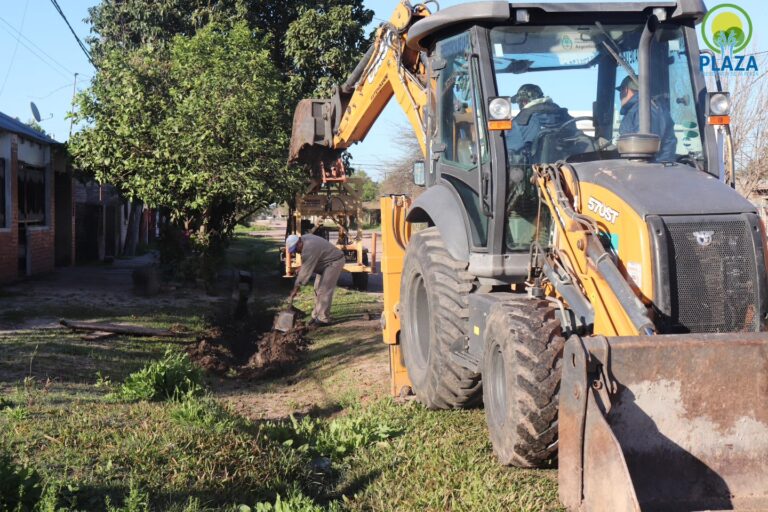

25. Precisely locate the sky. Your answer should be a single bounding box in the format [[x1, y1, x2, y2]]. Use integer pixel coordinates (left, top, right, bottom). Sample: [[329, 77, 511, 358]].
[[0, 0, 763, 179]]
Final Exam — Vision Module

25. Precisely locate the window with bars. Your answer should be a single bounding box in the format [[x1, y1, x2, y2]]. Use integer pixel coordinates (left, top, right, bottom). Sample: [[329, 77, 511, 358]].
[[18, 162, 46, 225]]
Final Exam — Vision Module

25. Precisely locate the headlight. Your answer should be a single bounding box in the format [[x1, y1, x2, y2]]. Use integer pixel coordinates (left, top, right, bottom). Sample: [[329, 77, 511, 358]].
[[488, 97, 513, 120], [708, 92, 731, 116]]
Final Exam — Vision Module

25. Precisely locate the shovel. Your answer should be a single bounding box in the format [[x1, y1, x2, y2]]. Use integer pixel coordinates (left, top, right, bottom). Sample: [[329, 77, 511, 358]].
[[273, 305, 303, 332]]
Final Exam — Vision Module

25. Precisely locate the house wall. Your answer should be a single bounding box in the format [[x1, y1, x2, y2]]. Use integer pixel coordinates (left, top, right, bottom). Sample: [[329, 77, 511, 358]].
[[0, 133, 57, 283], [19, 136, 55, 277], [0, 134, 18, 283]]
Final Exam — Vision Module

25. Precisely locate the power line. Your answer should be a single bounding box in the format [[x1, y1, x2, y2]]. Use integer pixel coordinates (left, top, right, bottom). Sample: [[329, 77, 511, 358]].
[[0, 0, 30, 98], [48, 0, 94, 66], [30, 81, 76, 100], [0, 15, 74, 79]]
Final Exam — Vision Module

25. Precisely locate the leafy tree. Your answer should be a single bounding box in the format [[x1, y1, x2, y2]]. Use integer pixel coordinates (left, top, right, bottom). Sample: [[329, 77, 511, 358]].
[[285, 4, 374, 96], [76, 0, 374, 255], [354, 170, 379, 202], [87, 0, 374, 99], [20, 119, 50, 137], [70, 22, 304, 253]]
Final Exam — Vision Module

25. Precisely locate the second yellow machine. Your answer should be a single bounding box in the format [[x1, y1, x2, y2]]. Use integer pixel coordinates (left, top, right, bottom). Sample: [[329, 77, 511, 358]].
[[290, 1, 768, 510]]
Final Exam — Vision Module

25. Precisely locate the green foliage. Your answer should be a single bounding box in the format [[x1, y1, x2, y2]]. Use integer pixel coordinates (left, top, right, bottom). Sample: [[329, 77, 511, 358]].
[[109, 350, 203, 402], [77, 0, 373, 256], [169, 394, 238, 433], [248, 488, 332, 512], [352, 170, 379, 202], [71, 22, 304, 255], [104, 481, 150, 512], [24, 119, 50, 137], [0, 450, 42, 511], [260, 411, 401, 461], [285, 4, 374, 97]]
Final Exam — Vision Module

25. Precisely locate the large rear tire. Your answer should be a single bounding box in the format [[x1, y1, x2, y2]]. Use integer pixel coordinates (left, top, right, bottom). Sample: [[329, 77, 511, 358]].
[[399, 227, 481, 409], [482, 298, 564, 467]]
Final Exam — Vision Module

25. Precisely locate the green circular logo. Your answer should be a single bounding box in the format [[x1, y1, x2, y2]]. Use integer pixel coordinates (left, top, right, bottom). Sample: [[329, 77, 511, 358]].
[[701, 4, 753, 54]]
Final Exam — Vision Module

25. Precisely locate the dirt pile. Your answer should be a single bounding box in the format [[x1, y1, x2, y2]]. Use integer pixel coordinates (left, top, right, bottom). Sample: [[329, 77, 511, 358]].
[[187, 315, 311, 380]]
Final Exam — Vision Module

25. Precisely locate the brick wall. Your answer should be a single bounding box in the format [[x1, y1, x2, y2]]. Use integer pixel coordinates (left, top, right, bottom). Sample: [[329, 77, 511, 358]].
[[28, 227, 55, 274], [0, 136, 18, 284]]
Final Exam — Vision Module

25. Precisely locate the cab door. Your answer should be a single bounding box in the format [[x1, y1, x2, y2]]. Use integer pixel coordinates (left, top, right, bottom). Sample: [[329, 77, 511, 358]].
[[430, 30, 492, 251]]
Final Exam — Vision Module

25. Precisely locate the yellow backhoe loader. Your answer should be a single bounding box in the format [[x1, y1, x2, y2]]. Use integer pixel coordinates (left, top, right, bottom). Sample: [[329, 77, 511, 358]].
[[288, 1, 768, 509]]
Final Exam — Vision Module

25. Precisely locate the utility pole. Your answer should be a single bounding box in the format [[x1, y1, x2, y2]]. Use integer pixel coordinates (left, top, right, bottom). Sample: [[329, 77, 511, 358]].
[[68, 72, 78, 139]]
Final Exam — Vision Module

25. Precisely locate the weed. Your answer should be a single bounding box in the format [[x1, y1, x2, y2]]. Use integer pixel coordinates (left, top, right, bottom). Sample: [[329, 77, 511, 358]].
[[0, 450, 42, 510], [109, 350, 204, 402], [246, 487, 337, 512], [4, 406, 29, 421], [261, 411, 401, 461], [95, 371, 113, 390], [170, 393, 238, 433], [105, 480, 150, 512]]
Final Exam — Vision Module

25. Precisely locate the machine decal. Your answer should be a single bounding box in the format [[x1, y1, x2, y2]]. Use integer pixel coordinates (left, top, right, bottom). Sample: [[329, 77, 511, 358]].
[[587, 197, 619, 224], [626, 261, 642, 288], [693, 230, 715, 247]]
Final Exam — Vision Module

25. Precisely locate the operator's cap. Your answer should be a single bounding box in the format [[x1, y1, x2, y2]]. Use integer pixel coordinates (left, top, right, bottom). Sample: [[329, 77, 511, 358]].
[[286, 234, 300, 254], [616, 75, 639, 92], [510, 83, 544, 104]]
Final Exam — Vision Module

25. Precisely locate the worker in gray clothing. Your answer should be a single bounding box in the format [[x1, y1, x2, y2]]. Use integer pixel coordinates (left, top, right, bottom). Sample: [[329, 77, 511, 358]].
[[286, 233, 345, 326]]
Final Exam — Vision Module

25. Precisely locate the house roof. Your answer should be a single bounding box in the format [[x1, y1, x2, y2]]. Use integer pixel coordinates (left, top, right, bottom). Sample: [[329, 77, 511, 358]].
[[0, 112, 59, 145]]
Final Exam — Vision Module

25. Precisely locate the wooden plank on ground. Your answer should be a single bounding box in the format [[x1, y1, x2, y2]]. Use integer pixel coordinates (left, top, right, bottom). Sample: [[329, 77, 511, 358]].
[[60, 320, 177, 337]]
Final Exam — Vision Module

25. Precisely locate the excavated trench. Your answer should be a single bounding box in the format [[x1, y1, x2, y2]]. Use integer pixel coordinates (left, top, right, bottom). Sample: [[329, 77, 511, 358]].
[[187, 311, 311, 380]]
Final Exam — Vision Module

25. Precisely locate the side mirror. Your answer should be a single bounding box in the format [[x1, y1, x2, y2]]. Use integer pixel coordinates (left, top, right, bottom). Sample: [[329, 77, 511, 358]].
[[413, 160, 426, 187]]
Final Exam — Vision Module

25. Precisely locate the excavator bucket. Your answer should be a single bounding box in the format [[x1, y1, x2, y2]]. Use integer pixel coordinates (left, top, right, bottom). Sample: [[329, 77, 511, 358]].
[[560, 333, 768, 512], [288, 99, 338, 166]]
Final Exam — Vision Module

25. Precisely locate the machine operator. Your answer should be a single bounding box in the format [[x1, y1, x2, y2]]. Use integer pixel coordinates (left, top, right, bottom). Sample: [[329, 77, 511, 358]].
[[616, 76, 677, 162], [505, 83, 575, 156]]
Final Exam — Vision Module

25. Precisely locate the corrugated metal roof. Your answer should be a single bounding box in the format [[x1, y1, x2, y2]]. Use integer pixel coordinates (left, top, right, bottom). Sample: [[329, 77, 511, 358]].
[[0, 111, 59, 145]]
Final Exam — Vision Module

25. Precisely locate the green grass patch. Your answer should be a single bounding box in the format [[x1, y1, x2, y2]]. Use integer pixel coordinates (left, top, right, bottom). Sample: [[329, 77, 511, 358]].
[[260, 410, 401, 461], [227, 234, 283, 275], [109, 351, 204, 403], [169, 395, 239, 434]]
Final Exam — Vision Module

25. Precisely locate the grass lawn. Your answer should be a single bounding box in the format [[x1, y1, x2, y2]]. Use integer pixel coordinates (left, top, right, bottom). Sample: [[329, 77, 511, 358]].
[[0, 233, 562, 511]]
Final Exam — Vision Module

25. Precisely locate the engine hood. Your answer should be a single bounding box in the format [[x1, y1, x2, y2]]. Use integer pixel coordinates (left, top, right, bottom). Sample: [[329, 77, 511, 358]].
[[570, 159, 756, 218]]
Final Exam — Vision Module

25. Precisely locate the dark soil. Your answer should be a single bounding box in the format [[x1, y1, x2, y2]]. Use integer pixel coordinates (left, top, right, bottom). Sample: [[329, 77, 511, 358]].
[[187, 311, 310, 380]]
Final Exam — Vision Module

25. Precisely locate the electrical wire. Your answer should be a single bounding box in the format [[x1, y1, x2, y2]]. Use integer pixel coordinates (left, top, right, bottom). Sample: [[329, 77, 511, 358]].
[[0, 0, 30, 98], [0, 16, 74, 80], [30, 81, 75, 100], [48, 0, 94, 66]]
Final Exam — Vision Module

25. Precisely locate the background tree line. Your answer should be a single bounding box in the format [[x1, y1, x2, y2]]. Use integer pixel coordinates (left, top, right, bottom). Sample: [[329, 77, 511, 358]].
[[69, 0, 374, 256]]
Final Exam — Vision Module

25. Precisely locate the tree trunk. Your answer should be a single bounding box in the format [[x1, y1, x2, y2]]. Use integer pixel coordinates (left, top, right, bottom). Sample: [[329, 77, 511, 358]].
[[122, 199, 143, 256]]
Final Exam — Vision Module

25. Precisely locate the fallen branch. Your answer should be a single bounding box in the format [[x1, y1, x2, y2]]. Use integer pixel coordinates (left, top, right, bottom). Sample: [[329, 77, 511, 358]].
[[60, 320, 177, 338]]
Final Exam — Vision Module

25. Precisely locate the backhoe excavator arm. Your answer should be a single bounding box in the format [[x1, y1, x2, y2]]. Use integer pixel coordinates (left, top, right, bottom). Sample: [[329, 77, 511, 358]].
[[288, 1, 432, 167]]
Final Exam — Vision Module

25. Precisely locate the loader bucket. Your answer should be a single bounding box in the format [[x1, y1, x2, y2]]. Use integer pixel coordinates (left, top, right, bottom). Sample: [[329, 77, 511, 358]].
[[560, 333, 768, 512]]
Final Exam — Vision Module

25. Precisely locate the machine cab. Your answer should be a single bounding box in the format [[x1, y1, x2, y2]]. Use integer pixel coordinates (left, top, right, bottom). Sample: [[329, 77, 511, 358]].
[[408, 1, 713, 281]]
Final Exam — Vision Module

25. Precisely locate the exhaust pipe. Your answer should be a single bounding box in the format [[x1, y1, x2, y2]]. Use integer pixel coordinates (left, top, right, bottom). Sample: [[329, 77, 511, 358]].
[[617, 15, 661, 160]]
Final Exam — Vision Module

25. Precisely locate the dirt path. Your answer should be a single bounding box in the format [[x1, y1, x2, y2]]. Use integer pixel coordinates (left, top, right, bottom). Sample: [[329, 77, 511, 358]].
[[0, 253, 228, 331]]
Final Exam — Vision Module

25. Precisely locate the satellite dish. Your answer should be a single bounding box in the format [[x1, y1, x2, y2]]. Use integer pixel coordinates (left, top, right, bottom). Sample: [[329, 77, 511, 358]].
[[30, 102, 41, 122]]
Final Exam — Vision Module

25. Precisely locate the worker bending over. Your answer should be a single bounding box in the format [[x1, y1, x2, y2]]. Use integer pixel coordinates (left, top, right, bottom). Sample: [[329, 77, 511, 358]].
[[286, 234, 345, 327]]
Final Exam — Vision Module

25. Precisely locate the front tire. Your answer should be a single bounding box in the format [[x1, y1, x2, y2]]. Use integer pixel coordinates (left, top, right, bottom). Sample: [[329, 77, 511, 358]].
[[482, 298, 564, 467], [399, 228, 481, 409]]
